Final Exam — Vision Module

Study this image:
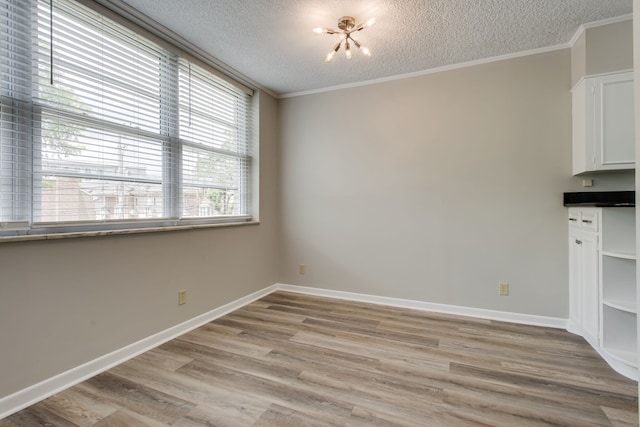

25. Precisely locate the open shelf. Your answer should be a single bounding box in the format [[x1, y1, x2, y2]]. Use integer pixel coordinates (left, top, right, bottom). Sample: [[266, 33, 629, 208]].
[[602, 298, 636, 314], [600, 208, 637, 376], [602, 305, 637, 367], [601, 251, 636, 260], [601, 255, 636, 310], [601, 208, 636, 255], [604, 348, 638, 366]]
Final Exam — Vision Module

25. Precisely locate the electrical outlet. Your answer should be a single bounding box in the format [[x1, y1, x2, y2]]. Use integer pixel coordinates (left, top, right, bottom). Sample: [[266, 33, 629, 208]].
[[298, 264, 305, 275], [178, 289, 187, 305], [499, 282, 509, 296]]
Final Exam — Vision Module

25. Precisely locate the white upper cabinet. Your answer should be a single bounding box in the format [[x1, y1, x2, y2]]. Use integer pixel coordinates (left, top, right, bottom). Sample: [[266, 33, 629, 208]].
[[572, 71, 635, 175]]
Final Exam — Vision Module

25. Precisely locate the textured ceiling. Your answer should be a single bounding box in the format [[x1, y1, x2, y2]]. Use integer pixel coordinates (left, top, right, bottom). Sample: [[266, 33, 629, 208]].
[[118, 0, 632, 96]]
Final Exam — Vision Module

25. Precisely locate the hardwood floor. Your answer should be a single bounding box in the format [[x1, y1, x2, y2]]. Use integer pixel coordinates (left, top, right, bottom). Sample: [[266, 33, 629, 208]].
[[1, 291, 637, 426]]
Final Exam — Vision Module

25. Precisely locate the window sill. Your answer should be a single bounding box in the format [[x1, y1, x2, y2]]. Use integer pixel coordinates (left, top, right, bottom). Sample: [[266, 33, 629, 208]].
[[0, 220, 260, 243]]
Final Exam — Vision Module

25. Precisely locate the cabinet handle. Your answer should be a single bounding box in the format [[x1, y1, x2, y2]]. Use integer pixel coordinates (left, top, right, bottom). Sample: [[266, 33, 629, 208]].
[[569, 218, 577, 222], [575, 239, 582, 244], [582, 219, 592, 224]]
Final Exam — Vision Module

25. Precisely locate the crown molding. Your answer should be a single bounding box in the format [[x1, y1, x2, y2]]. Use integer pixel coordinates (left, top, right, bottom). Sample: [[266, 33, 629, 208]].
[[280, 43, 570, 98], [567, 13, 633, 47], [281, 13, 633, 99]]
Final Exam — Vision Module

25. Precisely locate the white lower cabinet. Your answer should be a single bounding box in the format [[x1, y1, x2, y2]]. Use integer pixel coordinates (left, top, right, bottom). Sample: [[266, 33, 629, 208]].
[[568, 209, 600, 347], [568, 207, 637, 380]]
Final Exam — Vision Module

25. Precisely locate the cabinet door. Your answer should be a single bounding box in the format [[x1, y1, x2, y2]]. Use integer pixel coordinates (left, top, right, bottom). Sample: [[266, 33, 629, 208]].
[[568, 231, 582, 331], [594, 73, 635, 170], [572, 79, 589, 174], [579, 232, 600, 346]]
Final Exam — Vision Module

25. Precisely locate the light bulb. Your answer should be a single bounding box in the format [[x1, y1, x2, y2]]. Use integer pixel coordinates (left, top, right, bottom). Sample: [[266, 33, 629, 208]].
[[345, 41, 352, 59], [365, 18, 376, 27], [313, 27, 324, 34], [326, 41, 341, 62], [362, 46, 371, 56], [339, 33, 346, 40]]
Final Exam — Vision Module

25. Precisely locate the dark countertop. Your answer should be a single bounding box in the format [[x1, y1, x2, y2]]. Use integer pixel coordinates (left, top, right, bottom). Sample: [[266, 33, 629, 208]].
[[563, 191, 635, 207]]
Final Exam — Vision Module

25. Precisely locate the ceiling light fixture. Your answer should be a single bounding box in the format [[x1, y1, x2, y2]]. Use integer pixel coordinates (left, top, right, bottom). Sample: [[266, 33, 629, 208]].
[[313, 16, 375, 63]]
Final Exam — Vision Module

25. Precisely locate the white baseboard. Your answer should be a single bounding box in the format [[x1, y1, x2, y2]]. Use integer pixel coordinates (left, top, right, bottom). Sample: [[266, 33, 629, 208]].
[[0, 284, 279, 420], [579, 327, 637, 381], [0, 282, 572, 420], [275, 284, 568, 329]]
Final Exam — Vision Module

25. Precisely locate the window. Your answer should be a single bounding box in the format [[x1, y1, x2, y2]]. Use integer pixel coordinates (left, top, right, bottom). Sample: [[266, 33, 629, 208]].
[[0, 0, 253, 236]]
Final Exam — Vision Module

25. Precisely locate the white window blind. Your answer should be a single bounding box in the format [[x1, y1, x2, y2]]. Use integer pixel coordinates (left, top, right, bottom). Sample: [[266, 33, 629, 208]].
[[0, 0, 31, 227], [178, 59, 250, 217], [0, 0, 252, 236]]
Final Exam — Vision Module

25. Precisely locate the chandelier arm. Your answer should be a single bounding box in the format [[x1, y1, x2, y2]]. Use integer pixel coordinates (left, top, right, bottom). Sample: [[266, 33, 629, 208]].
[[348, 36, 371, 56], [313, 27, 339, 35], [352, 18, 375, 33]]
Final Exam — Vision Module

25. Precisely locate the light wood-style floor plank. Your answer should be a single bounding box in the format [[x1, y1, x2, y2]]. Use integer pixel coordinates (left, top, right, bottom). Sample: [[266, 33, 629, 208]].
[[1, 291, 637, 426]]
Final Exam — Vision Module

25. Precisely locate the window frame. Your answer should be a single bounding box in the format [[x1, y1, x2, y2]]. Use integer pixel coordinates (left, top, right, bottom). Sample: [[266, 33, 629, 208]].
[[0, 0, 256, 239]]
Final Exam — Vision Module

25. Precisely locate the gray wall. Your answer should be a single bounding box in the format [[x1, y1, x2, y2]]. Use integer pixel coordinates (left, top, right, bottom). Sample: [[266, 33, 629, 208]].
[[279, 49, 631, 319], [586, 20, 633, 77], [571, 31, 587, 87], [0, 91, 280, 399], [571, 20, 633, 87]]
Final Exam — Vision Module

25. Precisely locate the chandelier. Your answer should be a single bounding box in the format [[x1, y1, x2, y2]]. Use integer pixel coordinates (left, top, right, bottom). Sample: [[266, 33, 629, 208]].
[[313, 16, 376, 62]]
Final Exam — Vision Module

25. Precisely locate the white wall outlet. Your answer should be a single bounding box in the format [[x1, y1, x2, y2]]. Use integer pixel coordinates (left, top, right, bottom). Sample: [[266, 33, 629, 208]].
[[499, 282, 509, 296], [298, 264, 305, 275], [178, 289, 187, 305]]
